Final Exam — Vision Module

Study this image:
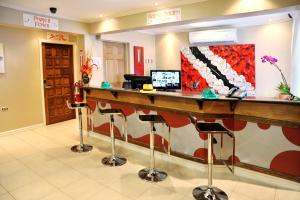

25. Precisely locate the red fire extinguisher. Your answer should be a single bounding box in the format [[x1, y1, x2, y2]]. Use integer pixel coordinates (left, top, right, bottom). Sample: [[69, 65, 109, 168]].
[[74, 81, 84, 103]]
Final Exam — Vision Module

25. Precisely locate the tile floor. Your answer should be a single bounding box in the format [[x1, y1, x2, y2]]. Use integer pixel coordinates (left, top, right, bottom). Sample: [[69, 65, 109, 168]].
[[0, 120, 299, 200]]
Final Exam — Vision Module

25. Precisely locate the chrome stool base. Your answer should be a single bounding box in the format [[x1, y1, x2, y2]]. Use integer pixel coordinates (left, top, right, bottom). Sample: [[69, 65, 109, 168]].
[[193, 186, 228, 200], [102, 156, 127, 167], [71, 144, 93, 153], [138, 168, 168, 182]]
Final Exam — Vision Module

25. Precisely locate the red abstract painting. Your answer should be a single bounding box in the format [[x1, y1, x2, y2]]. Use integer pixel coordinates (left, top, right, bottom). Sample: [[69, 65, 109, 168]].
[[181, 44, 255, 95]]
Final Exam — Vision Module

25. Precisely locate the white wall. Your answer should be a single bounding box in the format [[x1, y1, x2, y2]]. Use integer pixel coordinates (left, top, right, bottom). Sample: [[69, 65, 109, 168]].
[[101, 31, 156, 76], [155, 21, 292, 97], [238, 22, 292, 97]]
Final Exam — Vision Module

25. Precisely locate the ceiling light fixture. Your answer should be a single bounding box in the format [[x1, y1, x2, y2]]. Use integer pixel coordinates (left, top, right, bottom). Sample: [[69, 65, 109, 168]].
[[154, 2, 158, 6]]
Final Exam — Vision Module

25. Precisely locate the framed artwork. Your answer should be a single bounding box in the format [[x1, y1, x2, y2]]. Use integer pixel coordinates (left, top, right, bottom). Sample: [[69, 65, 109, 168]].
[[0, 43, 4, 73], [181, 44, 255, 96], [134, 46, 144, 76]]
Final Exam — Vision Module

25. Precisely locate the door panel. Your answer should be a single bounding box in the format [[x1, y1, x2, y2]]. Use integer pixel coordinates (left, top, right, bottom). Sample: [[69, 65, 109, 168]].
[[42, 43, 75, 125], [103, 42, 127, 85]]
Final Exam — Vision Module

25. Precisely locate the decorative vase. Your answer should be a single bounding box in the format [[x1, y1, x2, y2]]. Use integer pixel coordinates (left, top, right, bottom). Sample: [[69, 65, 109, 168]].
[[278, 93, 291, 100], [82, 72, 90, 84]]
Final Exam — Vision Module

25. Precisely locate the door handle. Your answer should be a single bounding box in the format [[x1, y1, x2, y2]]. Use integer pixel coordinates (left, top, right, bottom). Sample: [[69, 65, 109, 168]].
[[44, 79, 53, 89], [44, 85, 53, 89]]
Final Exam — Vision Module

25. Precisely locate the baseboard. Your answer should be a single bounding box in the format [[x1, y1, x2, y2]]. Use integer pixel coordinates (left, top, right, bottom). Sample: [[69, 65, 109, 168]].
[[0, 123, 44, 136], [89, 131, 300, 191]]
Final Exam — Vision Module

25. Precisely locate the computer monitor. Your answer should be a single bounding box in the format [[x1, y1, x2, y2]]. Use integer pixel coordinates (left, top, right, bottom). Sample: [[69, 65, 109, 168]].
[[131, 75, 152, 89], [150, 70, 181, 90]]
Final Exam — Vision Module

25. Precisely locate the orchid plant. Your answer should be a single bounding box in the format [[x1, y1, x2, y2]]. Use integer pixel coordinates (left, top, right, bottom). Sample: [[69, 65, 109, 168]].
[[261, 55, 298, 100]]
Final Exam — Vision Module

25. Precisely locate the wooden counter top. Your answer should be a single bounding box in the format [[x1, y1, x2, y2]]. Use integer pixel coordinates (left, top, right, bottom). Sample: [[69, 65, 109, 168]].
[[85, 87, 300, 128]]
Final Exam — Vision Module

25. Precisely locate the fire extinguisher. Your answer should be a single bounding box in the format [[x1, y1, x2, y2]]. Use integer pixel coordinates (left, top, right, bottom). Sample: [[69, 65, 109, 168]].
[[74, 81, 84, 103]]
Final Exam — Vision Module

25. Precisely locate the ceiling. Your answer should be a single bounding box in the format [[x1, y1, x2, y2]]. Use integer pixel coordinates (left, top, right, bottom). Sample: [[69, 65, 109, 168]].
[[136, 11, 291, 35], [0, 0, 208, 22]]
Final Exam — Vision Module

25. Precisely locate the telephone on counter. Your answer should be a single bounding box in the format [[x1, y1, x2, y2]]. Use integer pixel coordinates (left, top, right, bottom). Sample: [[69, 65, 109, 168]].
[[226, 87, 247, 99]]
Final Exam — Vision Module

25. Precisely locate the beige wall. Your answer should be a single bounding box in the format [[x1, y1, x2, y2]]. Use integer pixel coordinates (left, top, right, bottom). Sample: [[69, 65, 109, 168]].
[[155, 32, 189, 70], [155, 21, 292, 97], [0, 25, 84, 132], [101, 31, 156, 76], [0, 6, 89, 34], [90, 0, 300, 33]]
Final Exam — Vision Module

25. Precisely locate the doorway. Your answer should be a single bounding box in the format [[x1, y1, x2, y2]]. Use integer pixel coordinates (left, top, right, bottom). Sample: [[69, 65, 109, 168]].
[[103, 41, 128, 86], [42, 43, 75, 125]]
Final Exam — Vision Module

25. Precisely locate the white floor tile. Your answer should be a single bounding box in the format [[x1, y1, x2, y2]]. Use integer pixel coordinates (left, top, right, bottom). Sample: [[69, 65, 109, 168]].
[[43, 167, 85, 188], [0, 193, 15, 200], [234, 182, 276, 200], [0, 184, 7, 195], [230, 192, 258, 200], [89, 186, 132, 200], [40, 190, 72, 200], [10, 180, 56, 200], [137, 186, 185, 200], [0, 119, 298, 200], [60, 177, 105, 200], [0, 160, 27, 177], [108, 173, 153, 199], [275, 189, 300, 200], [0, 168, 41, 191]]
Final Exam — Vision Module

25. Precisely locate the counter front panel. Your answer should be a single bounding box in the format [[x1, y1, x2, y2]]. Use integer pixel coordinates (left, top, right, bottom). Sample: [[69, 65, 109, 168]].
[[85, 87, 300, 182]]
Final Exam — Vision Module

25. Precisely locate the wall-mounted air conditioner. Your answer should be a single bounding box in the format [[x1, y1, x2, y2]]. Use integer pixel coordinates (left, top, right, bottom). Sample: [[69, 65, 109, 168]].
[[189, 28, 238, 44]]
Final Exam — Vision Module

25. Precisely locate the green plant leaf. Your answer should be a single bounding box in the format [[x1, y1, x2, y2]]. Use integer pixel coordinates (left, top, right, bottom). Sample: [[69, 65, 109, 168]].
[[277, 82, 290, 94]]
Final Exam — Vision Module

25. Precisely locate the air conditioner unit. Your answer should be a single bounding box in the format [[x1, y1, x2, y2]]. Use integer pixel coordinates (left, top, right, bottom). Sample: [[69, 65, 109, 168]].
[[189, 29, 238, 44]]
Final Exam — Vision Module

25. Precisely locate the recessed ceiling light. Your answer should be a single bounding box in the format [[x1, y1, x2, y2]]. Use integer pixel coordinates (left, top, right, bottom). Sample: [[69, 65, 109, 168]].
[[154, 2, 158, 6]]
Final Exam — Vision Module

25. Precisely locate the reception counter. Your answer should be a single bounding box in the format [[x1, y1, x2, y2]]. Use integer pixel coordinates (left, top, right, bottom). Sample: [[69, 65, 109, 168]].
[[85, 86, 300, 182], [85, 87, 300, 127]]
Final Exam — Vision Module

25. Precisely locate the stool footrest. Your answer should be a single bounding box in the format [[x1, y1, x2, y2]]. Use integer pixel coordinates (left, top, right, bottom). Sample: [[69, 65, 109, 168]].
[[139, 115, 165, 123], [138, 168, 167, 182], [99, 109, 123, 114], [71, 144, 93, 153], [102, 156, 127, 167], [193, 186, 228, 200]]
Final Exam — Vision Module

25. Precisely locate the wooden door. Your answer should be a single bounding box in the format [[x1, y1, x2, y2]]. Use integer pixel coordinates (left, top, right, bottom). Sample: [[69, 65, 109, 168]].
[[103, 42, 126, 85], [42, 43, 75, 125]]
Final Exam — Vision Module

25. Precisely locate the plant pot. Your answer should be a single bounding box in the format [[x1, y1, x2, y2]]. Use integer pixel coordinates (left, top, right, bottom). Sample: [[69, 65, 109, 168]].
[[278, 93, 291, 100]]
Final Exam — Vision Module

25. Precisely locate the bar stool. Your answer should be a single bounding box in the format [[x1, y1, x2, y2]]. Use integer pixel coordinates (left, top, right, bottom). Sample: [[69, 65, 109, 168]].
[[66, 101, 93, 153], [189, 116, 235, 200], [138, 114, 170, 182], [97, 104, 127, 167]]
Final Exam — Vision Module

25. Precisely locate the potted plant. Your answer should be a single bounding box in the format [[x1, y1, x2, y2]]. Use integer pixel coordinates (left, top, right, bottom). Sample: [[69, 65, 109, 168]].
[[261, 55, 299, 101], [80, 57, 98, 84]]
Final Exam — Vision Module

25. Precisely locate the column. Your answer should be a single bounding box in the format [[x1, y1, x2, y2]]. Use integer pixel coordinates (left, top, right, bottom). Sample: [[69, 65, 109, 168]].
[[290, 11, 300, 97]]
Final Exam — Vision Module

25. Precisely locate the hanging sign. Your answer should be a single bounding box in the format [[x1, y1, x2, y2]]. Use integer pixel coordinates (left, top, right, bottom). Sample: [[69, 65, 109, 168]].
[[47, 32, 69, 41], [23, 13, 58, 30], [147, 8, 181, 25]]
